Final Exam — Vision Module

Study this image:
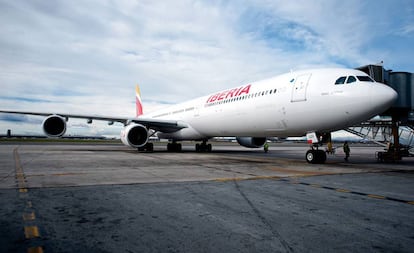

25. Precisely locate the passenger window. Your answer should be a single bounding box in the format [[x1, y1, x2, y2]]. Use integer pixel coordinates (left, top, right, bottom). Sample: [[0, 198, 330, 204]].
[[335, 76, 346, 85], [346, 76, 357, 84]]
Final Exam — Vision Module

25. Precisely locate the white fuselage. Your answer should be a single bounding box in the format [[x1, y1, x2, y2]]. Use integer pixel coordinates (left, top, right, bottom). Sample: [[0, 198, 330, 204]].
[[144, 68, 397, 140]]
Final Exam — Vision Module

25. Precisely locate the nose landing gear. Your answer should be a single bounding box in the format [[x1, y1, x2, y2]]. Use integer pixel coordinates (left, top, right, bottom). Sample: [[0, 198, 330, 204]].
[[305, 132, 329, 164], [306, 148, 327, 164]]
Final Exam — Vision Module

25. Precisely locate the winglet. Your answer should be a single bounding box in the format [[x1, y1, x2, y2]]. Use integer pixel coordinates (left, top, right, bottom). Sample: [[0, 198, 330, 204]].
[[136, 85, 143, 116]]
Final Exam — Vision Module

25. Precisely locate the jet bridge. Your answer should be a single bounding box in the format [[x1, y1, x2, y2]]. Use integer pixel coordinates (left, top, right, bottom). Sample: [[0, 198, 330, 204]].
[[348, 64, 414, 162], [345, 123, 414, 161]]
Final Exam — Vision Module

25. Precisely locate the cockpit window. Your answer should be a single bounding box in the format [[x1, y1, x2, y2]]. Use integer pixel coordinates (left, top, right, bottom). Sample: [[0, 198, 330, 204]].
[[357, 76, 374, 82], [335, 76, 346, 85], [346, 76, 357, 84]]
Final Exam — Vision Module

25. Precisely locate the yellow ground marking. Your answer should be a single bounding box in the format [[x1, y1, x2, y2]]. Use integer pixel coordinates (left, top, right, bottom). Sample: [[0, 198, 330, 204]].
[[24, 226, 40, 239], [406, 201, 414, 205], [367, 194, 386, 200], [52, 172, 86, 176], [215, 177, 244, 182], [18, 183, 27, 189], [215, 175, 282, 182], [23, 212, 36, 221], [26, 172, 87, 177], [16, 173, 25, 178], [311, 184, 321, 188], [14, 148, 29, 191], [336, 189, 351, 193], [13, 149, 44, 251], [27, 246, 44, 253], [246, 175, 281, 180], [17, 178, 27, 184], [14, 148, 23, 171], [17, 178, 26, 184], [263, 166, 334, 176]]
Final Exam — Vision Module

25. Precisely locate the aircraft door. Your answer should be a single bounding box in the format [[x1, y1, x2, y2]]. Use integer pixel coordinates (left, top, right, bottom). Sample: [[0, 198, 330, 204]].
[[291, 74, 311, 102], [194, 106, 200, 117]]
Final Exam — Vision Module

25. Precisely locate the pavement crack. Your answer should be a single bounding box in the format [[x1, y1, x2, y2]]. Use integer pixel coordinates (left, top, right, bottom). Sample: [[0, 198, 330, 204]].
[[233, 180, 294, 253]]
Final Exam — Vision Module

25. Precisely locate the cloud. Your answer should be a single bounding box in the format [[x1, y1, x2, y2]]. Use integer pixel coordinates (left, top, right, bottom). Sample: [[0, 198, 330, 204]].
[[0, 0, 412, 136], [0, 114, 33, 123]]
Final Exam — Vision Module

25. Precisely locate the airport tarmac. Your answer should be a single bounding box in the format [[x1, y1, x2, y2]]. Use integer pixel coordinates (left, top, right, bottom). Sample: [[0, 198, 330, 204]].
[[0, 141, 413, 252]]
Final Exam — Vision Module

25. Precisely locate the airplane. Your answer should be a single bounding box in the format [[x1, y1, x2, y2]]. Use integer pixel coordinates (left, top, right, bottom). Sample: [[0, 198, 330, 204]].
[[0, 68, 398, 163]]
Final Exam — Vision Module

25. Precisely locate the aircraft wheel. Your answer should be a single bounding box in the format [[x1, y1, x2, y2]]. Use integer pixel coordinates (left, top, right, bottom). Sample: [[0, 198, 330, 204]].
[[146, 143, 154, 152], [306, 150, 326, 164], [318, 150, 327, 163], [167, 143, 181, 152], [195, 143, 211, 152], [306, 150, 316, 163]]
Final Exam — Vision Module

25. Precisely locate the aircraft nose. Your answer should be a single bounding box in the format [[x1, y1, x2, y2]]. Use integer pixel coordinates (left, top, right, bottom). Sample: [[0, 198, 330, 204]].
[[373, 83, 398, 110]]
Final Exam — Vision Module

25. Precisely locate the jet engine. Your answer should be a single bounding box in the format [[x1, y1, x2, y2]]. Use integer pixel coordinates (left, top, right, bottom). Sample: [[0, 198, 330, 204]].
[[42, 115, 67, 137], [121, 124, 149, 148], [236, 137, 267, 148]]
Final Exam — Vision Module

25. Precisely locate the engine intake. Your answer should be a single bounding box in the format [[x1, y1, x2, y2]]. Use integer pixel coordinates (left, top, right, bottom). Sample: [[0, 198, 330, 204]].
[[236, 137, 267, 148], [42, 115, 67, 137], [121, 124, 149, 148]]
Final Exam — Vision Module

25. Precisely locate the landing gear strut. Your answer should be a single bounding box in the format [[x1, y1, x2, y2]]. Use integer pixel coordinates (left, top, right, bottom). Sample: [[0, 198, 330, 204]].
[[195, 140, 212, 152]]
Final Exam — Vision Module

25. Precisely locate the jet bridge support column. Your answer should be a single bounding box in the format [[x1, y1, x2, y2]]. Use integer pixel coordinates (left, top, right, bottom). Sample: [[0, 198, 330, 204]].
[[376, 113, 403, 162], [391, 114, 402, 161]]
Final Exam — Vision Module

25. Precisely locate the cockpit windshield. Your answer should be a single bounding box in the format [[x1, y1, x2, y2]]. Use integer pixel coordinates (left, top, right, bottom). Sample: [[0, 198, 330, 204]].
[[356, 76, 374, 82], [335, 76, 346, 85], [335, 75, 374, 85], [346, 76, 357, 84]]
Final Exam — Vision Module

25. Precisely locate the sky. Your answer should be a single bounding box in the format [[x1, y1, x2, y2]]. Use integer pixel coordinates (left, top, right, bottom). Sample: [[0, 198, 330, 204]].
[[0, 0, 413, 137]]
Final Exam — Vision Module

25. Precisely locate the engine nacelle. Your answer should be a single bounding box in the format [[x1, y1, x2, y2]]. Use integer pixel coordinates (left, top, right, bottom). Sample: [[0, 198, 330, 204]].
[[42, 115, 67, 137], [236, 137, 267, 148], [121, 124, 149, 148]]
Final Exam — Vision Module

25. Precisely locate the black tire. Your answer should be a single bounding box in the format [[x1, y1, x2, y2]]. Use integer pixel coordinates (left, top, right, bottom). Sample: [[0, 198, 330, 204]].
[[306, 150, 316, 163], [306, 150, 326, 164], [316, 150, 327, 163], [167, 143, 181, 152], [146, 143, 154, 152]]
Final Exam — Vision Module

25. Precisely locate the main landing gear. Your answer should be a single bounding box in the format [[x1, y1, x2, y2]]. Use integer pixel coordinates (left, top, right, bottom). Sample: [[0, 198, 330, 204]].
[[166, 140, 212, 152], [195, 140, 212, 152], [167, 141, 182, 152], [306, 146, 327, 164], [138, 142, 154, 152]]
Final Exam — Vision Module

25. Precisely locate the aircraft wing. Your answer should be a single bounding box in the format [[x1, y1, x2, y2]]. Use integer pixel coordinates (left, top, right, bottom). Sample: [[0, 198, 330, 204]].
[[0, 110, 187, 133]]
